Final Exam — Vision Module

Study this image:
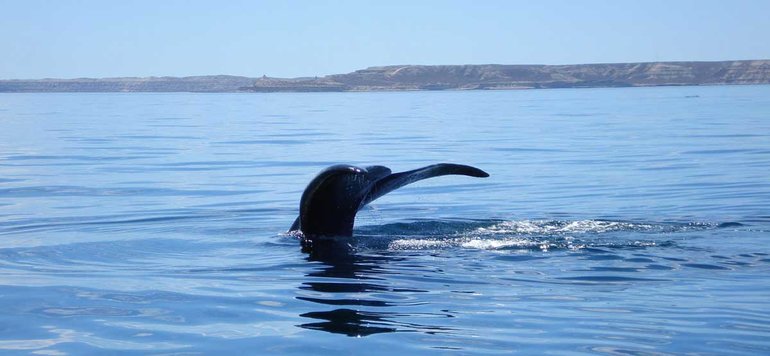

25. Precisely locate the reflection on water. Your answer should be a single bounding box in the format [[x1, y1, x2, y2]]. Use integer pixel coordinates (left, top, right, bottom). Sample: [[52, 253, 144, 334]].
[[300, 309, 398, 336], [297, 251, 453, 336]]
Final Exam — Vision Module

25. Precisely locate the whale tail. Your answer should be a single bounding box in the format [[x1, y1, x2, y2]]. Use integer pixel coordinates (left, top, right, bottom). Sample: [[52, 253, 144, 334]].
[[362, 163, 488, 207], [290, 163, 489, 239]]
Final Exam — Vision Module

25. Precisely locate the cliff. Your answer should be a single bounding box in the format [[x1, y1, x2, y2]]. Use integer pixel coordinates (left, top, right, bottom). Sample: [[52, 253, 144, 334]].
[[317, 60, 770, 91], [2, 60, 769, 93]]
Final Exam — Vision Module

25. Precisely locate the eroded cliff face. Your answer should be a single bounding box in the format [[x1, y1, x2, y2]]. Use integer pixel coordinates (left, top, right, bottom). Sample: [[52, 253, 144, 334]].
[[2, 60, 769, 92], [321, 60, 770, 90], [721, 60, 770, 83]]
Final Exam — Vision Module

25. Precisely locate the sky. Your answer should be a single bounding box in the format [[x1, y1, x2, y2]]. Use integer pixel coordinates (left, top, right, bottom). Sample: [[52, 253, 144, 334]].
[[1, 0, 769, 79]]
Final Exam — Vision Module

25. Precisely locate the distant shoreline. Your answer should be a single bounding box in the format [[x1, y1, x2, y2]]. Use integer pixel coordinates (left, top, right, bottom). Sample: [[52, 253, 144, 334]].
[[2, 60, 769, 93]]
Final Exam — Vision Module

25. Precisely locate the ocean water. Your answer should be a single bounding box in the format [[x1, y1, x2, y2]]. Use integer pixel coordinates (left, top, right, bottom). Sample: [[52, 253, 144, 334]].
[[0, 86, 769, 354]]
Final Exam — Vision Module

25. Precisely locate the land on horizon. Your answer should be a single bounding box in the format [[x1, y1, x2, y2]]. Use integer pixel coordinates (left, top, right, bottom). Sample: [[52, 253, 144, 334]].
[[1, 60, 769, 93]]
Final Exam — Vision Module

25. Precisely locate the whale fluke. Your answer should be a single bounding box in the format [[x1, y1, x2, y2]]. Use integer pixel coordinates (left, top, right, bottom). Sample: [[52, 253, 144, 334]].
[[289, 163, 489, 245]]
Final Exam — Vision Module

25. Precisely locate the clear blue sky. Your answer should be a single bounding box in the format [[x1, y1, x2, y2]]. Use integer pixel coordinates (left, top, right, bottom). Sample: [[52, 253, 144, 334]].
[[1, 0, 768, 79]]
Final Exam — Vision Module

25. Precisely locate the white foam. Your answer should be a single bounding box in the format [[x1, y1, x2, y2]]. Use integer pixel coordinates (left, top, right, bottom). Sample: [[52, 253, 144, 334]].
[[474, 220, 653, 235], [380, 219, 673, 252], [460, 238, 535, 250], [388, 238, 451, 250]]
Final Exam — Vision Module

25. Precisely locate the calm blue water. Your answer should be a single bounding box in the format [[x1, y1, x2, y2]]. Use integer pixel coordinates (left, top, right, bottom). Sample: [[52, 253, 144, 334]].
[[1, 86, 769, 354]]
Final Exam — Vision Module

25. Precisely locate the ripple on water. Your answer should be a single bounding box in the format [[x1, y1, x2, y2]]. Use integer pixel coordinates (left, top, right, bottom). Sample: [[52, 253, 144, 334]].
[[2, 89, 770, 354]]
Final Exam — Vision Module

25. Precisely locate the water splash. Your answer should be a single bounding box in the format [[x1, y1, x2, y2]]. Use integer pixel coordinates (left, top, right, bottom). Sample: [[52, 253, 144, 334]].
[[352, 219, 717, 252]]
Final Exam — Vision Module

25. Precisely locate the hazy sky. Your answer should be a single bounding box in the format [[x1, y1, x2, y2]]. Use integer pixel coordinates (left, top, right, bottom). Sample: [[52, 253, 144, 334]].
[[1, 0, 768, 79]]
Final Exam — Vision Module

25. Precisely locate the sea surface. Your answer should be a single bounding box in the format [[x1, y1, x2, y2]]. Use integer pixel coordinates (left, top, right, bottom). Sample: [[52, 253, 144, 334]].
[[1, 86, 769, 354]]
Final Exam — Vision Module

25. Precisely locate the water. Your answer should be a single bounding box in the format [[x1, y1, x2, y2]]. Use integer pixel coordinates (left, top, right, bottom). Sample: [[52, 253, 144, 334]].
[[0, 86, 769, 354]]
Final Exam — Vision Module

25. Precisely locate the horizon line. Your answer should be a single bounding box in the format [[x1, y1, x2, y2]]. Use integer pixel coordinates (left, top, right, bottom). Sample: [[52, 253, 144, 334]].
[[2, 58, 768, 81]]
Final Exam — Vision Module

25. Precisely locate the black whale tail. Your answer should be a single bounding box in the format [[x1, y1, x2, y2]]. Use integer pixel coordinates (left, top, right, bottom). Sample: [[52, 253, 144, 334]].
[[290, 163, 489, 241], [362, 163, 488, 207]]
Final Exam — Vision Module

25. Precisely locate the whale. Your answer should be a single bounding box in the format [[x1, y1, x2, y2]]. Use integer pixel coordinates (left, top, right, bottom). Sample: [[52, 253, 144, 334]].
[[289, 163, 489, 250]]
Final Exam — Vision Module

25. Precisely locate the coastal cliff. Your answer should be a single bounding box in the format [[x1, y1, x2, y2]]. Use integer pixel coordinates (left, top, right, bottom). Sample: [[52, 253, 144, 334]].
[[2, 60, 769, 93], [323, 60, 770, 90]]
